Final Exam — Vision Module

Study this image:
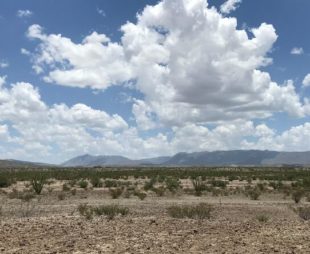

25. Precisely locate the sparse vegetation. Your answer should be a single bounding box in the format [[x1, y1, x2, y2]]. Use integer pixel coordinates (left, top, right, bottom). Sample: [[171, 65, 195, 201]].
[[167, 203, 212, 220], [256, 214, 269, 223], [134, 190, 147, 200], [109, 187, 123, 199], [77, 203, 129, 220], [297, 206, 310, 221], [58, 192, 65, 200], [78, 180, 88, 189], [93, 204, 129, 219], [31, 176, 45, 195], [245, 187, 261, 200], [0, 176, 11, 188], [292, 189, 304, 204], [192, 178, 206, 196], [90, 177, 103, 188]]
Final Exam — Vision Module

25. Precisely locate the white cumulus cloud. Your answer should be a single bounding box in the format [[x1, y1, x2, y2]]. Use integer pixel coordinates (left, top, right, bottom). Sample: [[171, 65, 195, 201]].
[[220, 0, 242, 14], [302, 74, 310, 87], [17, 9, 33, 18], [26, 0, 309, 128], [291, 47, 304, 55]]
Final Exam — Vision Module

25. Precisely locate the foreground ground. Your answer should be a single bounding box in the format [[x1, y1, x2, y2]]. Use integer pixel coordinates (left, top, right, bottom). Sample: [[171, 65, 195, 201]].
[[0, 190, 309, 254]]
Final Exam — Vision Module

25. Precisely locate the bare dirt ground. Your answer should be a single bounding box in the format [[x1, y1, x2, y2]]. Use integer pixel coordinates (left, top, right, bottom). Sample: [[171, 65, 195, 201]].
[[0, 184, 310, 253]]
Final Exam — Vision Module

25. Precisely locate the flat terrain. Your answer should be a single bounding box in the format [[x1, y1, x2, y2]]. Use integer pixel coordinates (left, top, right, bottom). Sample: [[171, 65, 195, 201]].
[[0, 169, 310, 253]]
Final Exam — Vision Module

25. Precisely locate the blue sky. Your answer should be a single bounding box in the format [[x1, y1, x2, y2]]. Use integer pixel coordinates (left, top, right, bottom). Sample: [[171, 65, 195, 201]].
[[0, 0, 309, 163]]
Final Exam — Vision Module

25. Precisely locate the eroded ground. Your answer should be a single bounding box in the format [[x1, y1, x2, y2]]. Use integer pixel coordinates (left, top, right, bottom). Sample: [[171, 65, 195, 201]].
[[0, 185, 309, 254]]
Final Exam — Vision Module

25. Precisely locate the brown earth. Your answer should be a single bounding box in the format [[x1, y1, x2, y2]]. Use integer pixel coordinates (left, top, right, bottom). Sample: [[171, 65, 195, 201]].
[[0, 184, 309, 253]]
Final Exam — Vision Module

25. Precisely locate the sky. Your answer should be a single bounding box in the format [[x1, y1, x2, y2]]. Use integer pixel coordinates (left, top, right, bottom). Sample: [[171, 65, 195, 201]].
[[0, 0, 310, 164]]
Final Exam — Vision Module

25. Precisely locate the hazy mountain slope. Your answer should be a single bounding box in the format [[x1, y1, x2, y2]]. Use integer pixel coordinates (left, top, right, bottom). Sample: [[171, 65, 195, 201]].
[[0, 159, 53, 168], [62, 150, 310, 167], [164, 150, 279, 166], [62, 154, 135, 167], [262, 152, 310, 165]]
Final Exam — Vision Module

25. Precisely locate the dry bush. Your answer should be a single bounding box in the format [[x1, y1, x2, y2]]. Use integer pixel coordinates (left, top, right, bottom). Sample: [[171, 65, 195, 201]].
[[167, 203, 212, 220], [58, 192, 65, 201], [109, 188, 123, 199], [297, 207, 310, 221], [77, 203, 129, 220], [256, 214, 269, 223], [292, 189, 304, 204]]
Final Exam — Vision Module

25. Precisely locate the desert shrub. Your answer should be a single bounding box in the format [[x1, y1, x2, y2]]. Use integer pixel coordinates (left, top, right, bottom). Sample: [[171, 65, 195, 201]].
[[297, 206, 310, 221], [158, 175, 166, 183], [68, 179, 77, 187], [192, 178, 206, 196], [208, 180, 227, 189], [62, 183, 71, 192], [58, 192, 65, 201], [167, 203, 212, 220], [93, 205, 129, 219], [78, 203, 129, 220], [256, 183, 266, 192], [134, 191, 147, 200], [8, 188, 35, 202], [245, 187, 261, 200], [0, 176, 11, 188], [165, 177, 180, 192], [153, 186, 166, 197], [105, 180, 118, 188], [256, 214, 269, 223], [269, 181, 283, 191], [123, 190, 132, 198], [90, 177, 103, 188], [228, 175, 238, 181], [31, 177, 45, 195], [18, 202, 36, 218], [71, 188, 77, 196], [292, 189, 304, 204], [77, 203, 93, 220], [144, 177, 157, 191], [78, 180, 88, 189], [19, 191, 35, 202], [109, 188, 123, 199], [211, 188, 221, 197]]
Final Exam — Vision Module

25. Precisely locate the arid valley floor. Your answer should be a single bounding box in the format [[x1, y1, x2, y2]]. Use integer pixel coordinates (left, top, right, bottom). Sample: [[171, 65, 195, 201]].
[[0, 168, 309, 253]]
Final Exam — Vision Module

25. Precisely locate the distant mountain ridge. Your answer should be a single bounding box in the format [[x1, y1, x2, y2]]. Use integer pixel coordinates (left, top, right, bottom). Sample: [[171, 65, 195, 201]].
[[62, 150, 310, 167], [62, 154, 170, 167], [0, 159, 54, 168]]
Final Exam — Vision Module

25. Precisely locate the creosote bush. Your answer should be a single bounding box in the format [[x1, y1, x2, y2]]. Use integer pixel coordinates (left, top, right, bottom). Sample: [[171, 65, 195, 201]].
[[153, 186, 166, 197], [77, 203, 129, 220], [90, 177, 103, 188], [165, 177, 180, 193], [245, 187, 261, 200], [167, 203, 212, 220], [78, 180, 88, 189], [134, 190, 147, 200], [292, 189, 304, 204], [62, 183, 71, 191], [109, 187, 123, 199], [256, 214, 269, 223], [93, 205, 129, 219], [8, 188, 35, 202], [297, 206, 310, 221], [0, 176, 11, 188], [58, 192, 65, 201]]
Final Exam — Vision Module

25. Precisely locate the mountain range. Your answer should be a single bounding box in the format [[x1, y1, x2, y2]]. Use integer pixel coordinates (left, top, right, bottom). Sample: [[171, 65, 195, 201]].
[[61, 150, 310, 167], [1, 150, 310, 168]]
